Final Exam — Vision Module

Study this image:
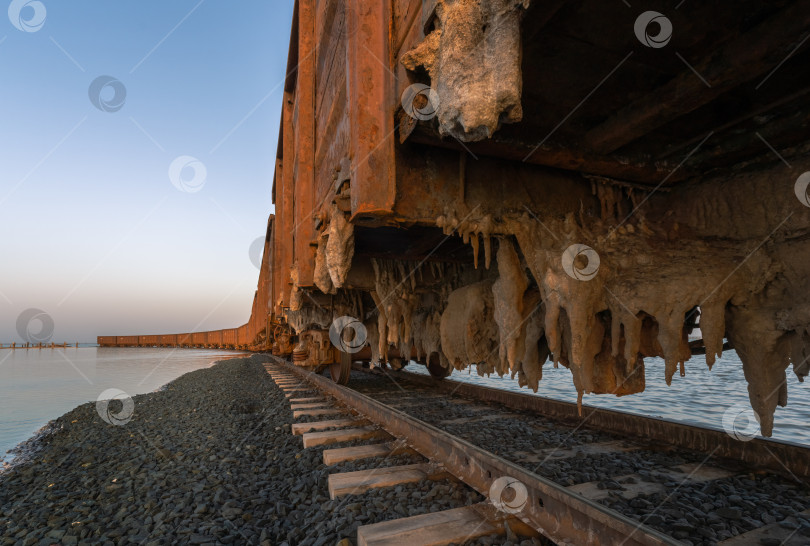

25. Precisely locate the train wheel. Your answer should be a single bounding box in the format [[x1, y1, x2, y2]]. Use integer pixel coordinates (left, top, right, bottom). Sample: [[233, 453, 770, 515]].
[[427, 355, 451, 379], [329, 351, 352, 385]]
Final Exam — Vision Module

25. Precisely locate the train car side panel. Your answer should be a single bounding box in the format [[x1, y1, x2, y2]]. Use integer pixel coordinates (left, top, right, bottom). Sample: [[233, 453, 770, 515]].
[[207, 330, 223, 347], [117, 336, 138, 346], [97, 336, 117, 347]]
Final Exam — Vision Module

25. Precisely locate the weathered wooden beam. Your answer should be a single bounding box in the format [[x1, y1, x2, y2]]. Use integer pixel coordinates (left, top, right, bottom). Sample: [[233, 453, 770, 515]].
[[293, 407, 344, 418], [584, 0, 810, 154], [357, 504, 506, 546], [327, 463, 444, 499], [301, 426, 391, 448], [291, 418, 368, 435], [323, 443, 396, 465], [408, 124, 688, 186], [657, 84, 810, 160], [688, 106, 810, 169]]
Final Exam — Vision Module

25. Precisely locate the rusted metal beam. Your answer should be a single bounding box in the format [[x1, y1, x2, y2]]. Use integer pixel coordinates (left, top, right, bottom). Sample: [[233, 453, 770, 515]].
[[271, 164, 281, 316], [294, 0, 317, 288], [284, 1, 300, 93], [276, 357, 678, 546], [348, 0, 396, 218], [584, 0, 810, 154], [280, 91, 295, 308]]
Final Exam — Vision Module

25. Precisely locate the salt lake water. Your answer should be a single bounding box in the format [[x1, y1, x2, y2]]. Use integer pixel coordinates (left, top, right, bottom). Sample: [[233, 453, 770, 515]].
[[407, 350, 810, 446], [1, 348, 807, 467], [0, 347, 246, 465]]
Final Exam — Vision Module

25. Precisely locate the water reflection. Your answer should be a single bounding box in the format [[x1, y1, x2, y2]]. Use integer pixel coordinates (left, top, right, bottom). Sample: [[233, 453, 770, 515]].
[[407, 351, 810, 446], [0, 347, 246, 463]]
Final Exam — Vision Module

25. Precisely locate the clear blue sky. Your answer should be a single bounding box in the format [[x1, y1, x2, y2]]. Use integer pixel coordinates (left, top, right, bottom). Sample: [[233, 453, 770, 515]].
[[0, 1, 295, 342]]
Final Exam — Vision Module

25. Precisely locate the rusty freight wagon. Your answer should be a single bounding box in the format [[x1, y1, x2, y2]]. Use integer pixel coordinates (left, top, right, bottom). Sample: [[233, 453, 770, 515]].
[[97, 336, 117, 347], [222, 328, 238, 348], [206, 330, 223, 348], [236, 324, 250, 349], [139, 335, 158, 346], [178, 333, 193, 348], [190, 332, 207, 347], [116, 336, 139, 347], [256, 0, 810, 437], [160, 334, 178, 347], [101, 0, 810, 438]]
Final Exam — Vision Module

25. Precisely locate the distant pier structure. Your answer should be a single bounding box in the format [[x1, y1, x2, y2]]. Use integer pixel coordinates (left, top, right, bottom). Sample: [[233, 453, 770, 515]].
[[1, 342, 81, 349]]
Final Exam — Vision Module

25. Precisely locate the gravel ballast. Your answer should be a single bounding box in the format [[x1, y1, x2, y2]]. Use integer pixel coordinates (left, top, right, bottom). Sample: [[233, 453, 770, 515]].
[[0, 356, 484, 545], [342, 367, 810, 545]]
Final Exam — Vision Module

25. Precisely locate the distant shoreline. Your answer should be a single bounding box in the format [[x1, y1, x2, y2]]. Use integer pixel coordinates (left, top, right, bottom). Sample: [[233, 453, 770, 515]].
[[0, 355, 278, 543], [0, 419, 59, 476], [0, 348, 248, 471]]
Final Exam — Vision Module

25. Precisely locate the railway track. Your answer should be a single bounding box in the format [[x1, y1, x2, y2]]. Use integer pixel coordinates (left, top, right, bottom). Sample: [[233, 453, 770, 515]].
[[261, 358, 810, 545]]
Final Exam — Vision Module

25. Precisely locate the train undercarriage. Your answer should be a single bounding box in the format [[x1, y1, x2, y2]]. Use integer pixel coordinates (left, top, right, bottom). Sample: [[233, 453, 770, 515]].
[[104, 0, 810, 438]]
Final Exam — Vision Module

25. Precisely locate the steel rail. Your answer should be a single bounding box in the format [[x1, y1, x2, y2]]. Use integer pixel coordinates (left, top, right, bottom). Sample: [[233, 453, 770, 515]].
[[371, 367, 810, 480], [273, 356, 680, 546]]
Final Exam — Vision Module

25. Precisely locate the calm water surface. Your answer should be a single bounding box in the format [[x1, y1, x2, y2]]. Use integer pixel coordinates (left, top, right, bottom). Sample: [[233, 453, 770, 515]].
[[0, 347, 246, 464], [407, 350, 810, 446], [2, 348, 807, 466]]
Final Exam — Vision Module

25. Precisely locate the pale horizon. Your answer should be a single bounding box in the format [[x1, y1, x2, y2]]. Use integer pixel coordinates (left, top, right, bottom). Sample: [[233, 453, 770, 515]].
[[0, 1, 294, 343]]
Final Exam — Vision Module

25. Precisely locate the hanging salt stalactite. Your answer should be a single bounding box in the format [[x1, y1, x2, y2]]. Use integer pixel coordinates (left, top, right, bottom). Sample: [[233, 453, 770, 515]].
[[699, 301, 726, 369], [369, 289, 389, 364], [326, 204, 355, 289], [288, 264, 303, 312], [313, 230, 334, 295], [518, 292, 547, 392], [492, 238, 529, 375], [370, 257, 435, 366], [432, 199, 788, 423], [340, 176, 802, 437], [471, 232, 480, 269], [365, 321, 382, 367], [400, 0, 531, 141], [727, 305, 791, 437]]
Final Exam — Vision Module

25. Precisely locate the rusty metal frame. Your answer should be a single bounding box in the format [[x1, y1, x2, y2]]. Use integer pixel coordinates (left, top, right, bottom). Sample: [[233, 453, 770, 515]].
[[280, 90, 296, 309], [347, 0, 396, 218], [294, 0, 317, 288], [274, 357, 678, 546]]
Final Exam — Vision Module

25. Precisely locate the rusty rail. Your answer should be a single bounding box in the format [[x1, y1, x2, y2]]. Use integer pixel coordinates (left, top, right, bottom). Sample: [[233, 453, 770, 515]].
[[273, 356, 679, 546], [373, 367, 810, 481]]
